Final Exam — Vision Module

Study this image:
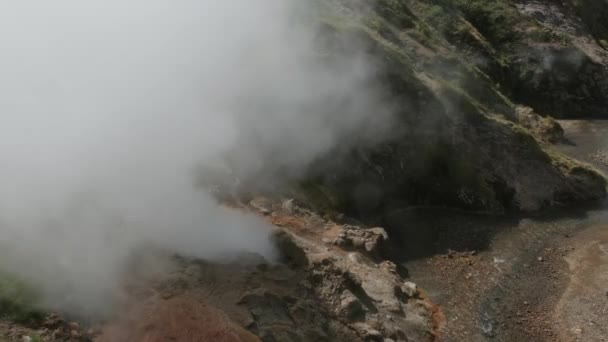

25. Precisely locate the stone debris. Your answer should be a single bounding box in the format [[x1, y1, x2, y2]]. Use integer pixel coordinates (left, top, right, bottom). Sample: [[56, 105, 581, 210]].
[[401, 282, 419, 298], [333, 225, 389, 257], [244, 197, 433, 341]]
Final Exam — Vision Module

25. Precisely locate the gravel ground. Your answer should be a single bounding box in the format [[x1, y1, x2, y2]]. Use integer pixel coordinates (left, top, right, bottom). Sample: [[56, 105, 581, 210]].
[[397, 120, 608, 341]]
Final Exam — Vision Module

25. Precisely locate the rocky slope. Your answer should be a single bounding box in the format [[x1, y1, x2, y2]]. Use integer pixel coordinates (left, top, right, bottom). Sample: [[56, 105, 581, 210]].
[[2, 1, 608, 342], [273, 0, 608, 218], [406, 0, 608, 118], [105, 1, 606, 341]]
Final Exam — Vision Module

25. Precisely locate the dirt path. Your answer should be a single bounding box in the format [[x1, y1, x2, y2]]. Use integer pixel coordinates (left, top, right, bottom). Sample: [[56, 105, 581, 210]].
[[399, 198, 608, 342], [554, 224, 608, 342], [399, 211, 584, 341], [552, 121, 608, 341]]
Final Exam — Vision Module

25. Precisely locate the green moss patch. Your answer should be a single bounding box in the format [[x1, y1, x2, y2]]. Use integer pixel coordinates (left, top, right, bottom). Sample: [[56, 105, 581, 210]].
[[0, 273, 45, 324]]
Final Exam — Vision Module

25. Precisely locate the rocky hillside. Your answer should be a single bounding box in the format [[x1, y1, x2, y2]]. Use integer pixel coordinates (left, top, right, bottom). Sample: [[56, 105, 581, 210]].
[[279, 0, 608, 218], [2, 2, 608, 342], [408, 0, 608, 118]]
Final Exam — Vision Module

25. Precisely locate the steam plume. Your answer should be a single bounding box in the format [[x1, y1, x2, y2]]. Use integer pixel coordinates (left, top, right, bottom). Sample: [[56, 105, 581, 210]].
[[0, 0, 393, 316]]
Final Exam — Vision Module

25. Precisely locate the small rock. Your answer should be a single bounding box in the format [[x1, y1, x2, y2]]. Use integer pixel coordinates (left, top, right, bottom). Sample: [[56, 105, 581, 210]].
[[384, 300, 403, 314], [347, 252, 366, 264], [379, 261, 398, 274], [339, 291, 365, 320], [480, 315, 494, 336], [281, 198, 295, 213], [333, 226, 389, 257], [401, 281, 418, 298], [44, 312, 64, 329], [538, 256, 544, 262], [69, 322, 80, 331], [52, 329, 62, 339], [364, 328, 383, 341], [343, 271, 363, 288]]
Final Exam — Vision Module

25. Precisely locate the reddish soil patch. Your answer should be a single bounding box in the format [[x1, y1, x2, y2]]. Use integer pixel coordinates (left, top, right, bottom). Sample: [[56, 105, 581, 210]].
[[96, 297, 259, 342]]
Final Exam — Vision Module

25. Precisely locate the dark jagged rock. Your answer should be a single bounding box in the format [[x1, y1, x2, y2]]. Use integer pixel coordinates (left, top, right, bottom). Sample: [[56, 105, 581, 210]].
[[333, 226, 390, 258]]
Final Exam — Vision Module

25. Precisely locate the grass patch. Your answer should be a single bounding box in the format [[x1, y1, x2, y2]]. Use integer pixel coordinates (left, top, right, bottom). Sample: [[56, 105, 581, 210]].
[[546, 149, 607, 189], [546, 149, 596, 173], [0, 272, 45, 325]]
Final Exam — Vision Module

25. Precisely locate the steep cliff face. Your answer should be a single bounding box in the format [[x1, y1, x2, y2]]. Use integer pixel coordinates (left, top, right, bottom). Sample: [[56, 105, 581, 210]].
[[285, 0, 607, 216]]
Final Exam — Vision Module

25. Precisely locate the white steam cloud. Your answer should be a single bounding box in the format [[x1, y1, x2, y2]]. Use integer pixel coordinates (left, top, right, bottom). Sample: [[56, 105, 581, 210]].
[[0, 1, 393, 316]]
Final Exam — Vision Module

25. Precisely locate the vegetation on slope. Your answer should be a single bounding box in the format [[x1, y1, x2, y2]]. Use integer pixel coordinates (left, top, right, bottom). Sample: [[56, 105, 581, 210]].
[[0, 273, 44, 325], [288, 0, 607, 217], [413, 0, 608, 118]]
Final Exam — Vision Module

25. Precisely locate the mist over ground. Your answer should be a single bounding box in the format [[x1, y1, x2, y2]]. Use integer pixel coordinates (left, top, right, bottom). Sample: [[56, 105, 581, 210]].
[[0, 0, 394, 316]]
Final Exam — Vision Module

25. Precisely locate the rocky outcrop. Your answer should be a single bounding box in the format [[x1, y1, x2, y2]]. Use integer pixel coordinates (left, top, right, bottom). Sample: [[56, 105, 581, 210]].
[[251, 198, 436, 341], [92, 197, 436, 342], [515, 106, 564, 143], [202, 0, 606, 216], [281, 0, 607, 215], [332, 226, 389, 258], [404, 0, 608, 118]]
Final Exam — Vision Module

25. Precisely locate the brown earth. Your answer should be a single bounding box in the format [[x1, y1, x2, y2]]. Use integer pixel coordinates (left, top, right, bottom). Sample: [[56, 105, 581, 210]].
[[553, 224, 608, 342], [96, 297, 259, 342], [397, 120, 608, 341]]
